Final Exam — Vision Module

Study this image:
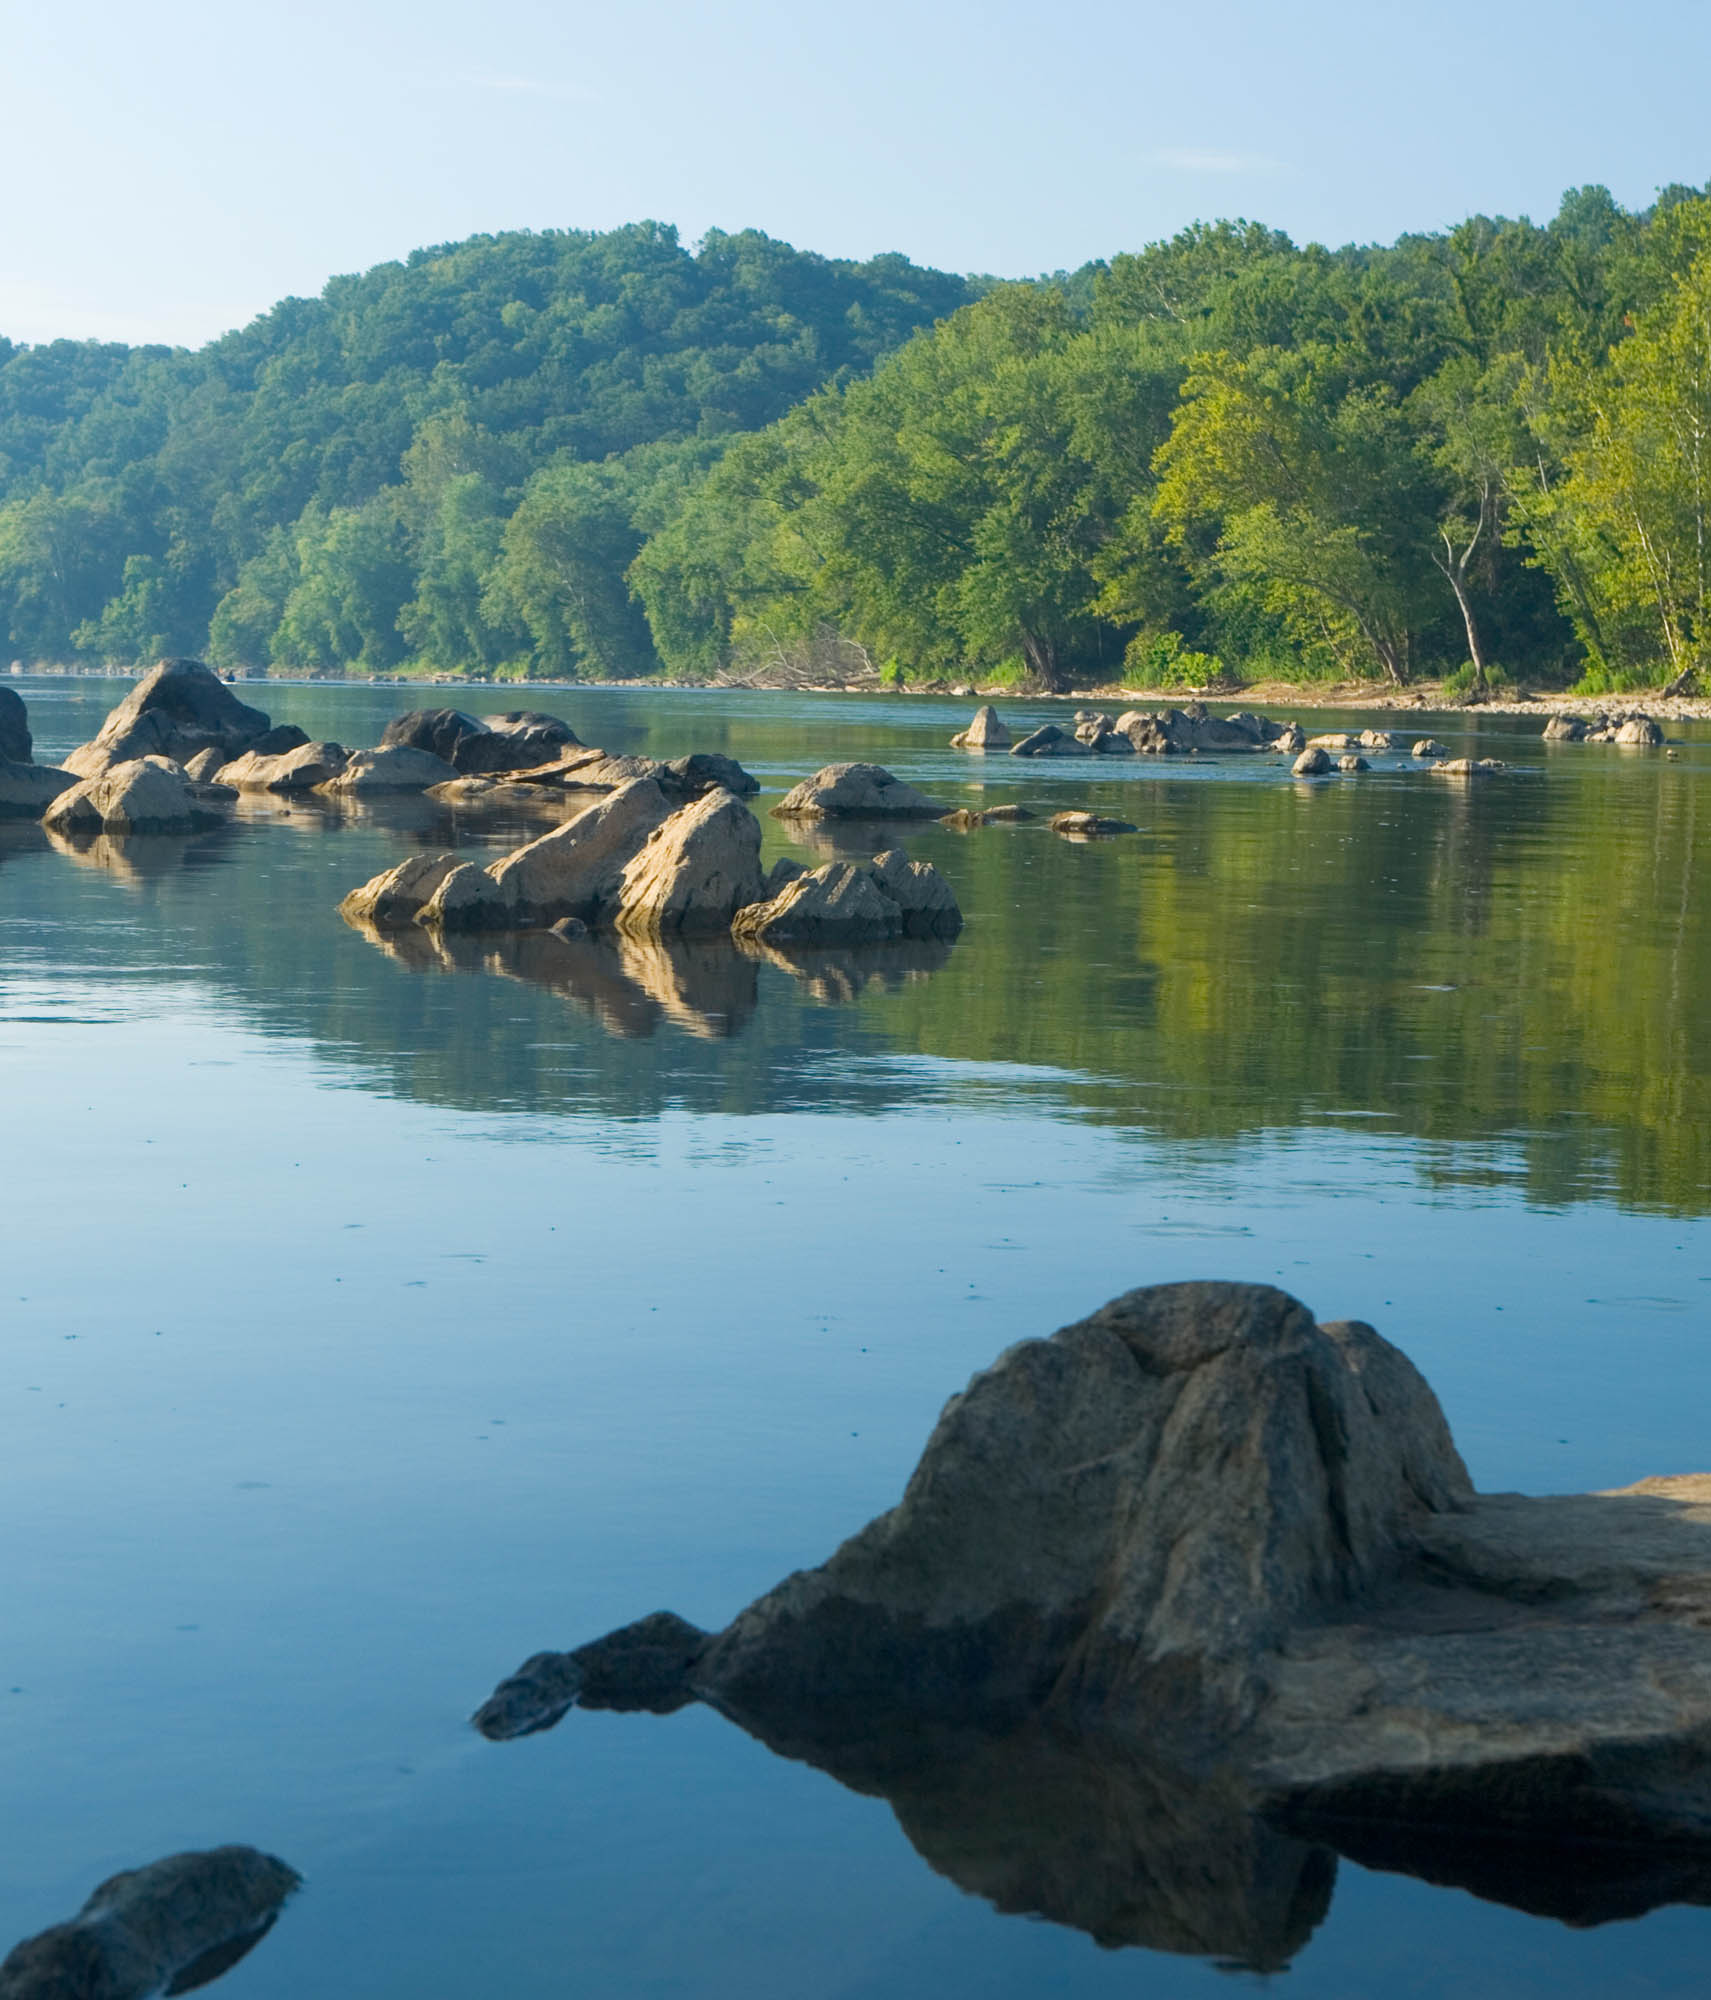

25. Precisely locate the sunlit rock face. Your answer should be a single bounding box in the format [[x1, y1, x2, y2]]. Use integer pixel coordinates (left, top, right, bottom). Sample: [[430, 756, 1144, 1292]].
[[62, 659, 273, 779], [476, 1281, 1711, 1953]]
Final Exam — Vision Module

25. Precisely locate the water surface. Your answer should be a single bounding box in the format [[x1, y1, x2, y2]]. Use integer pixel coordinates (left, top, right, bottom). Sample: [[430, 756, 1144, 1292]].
[[3, 677, 1709, 1995]]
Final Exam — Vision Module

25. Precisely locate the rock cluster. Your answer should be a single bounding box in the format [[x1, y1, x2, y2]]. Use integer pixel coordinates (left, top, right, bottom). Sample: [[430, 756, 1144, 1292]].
[[476, 1279, 1711, 1946], [43, 757, 226, 836], [1544, 711, 1666, 746], [380, 707, 580, 772]]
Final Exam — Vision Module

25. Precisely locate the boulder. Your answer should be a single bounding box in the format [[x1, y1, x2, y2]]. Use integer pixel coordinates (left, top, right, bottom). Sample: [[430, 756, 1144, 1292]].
[[1049, 811, 1138, 836], [760, 855, 805, 896], [615, 789, 766, 937], [181, 747, 227, 784], [479, 1280, 1711, 1899], [61, 659, 272, 778], [1114, 707, 1277, 756], [319, 744, 458, 794], [0, 1845, 299, 2000], [1273, 725, 1305, 753], [339, 851, 464, 927], [1357, 729, 1397, 750], [1432, 757, 1506, 777], [426, 777, 564, 807], [217, 741, 349, 791], [458, 710, 582, 773], [1412, 739, 1446, 758], [556, 754, 670, 792], [732, 860, 903, 946], [1543, 715, 1587, 741], [660, 752, 760, 799], [867, 848, 963, 938], [249, 723, 311, 756], [1306, 732, 1359, 751], [1292, 747, 1331, 776], [1337, 754, 1369, 773], [950, 705, 1012, 751], [980, 802, 1033, 823], [0, 686, 29, 763], [43, 758, 224, 835], [1615, 716, 1665, 746], [418, 861, 508, 930], [772, 763, 945, 819], [379, 707, 490, 766], [1010, 724, 1091, 759], [0, 761, 74, 818]]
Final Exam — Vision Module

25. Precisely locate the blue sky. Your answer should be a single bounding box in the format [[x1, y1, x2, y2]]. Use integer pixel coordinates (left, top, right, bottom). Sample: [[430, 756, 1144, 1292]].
[[7, 0, 1710, 347]]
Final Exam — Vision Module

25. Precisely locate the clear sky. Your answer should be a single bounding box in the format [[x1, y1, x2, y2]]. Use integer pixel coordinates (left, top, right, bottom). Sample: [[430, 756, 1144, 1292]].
[[7, 0, 1710, 348]]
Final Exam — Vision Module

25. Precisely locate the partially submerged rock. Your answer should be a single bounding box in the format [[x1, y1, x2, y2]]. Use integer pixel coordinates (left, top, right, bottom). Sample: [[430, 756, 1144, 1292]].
[[217, 741, 349, 791], [43, 758, 225, 836], [0, 686, 30, 763], [1432, 756, 1507, 777], [732, 844, 961, 945], [479, 1279, 1711, 1935], [951, 705, 1012, 751], [1049, 810, 1137, 836], [339, 851, 463, 927], [62, 659, 273, 778], [1337, 754, 1369, 773], [1115, 706, 1287, 756], [1543, 715, 1587, 741], [615, 788, 765, 937], [1357, 729, 1398, 751], [1412, 738, 1447, 758], [1612, 715, 1665, 746], [0, 1844, 299, 2000], [0, 761, 74, 819], [773, 763, 945, 819], [319, 744, 458, 794], [1009, 724, 1090, 759], [1292, 747, 1331, 776], [940, 803, 1036, 831], [1307, 732, 1360, 751]]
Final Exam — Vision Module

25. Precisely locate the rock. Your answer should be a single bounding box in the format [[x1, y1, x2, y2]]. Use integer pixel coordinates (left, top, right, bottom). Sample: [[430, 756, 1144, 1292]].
[[458, 710, 582, 773], [43, 758, 225, 835], [1337, 754, 1369, 773], [556, 754, 669, 792], [772, 763, 945, 819], [548, 915, 590, 940], [379, 707, 491, 766], [1543, 716, 1588, 741], [318, 744, 459, 793], [660, 751, 760, 798], [1073, 711, 1118, 745], [217, 741, 349, 791], [447, 776, 676, 931], [867, 848, 963, 938], [0, 760, 74, 818], [475, 1611, 712, 1738], [732, 860, 903, 945], [1009, 724, 1091, 758], [181, 747, 227, 784], [339, 851, 464, 927], [938, 808, 985, 830], [1357, 729, 1397, 750], [1273, 725, 1305, 753], [1411, 739, 1446, 758], [0, 686, 29, 763], [418, 861, 509, 930], [979, 802, 1033, 823], [62, 659, 272, 778], [1306, 733, 1359, 751], [950, 705, 1012, 750], [484, 1280, 1711, 1904], [1049, 811, 1138, 836], [1432, 757, 1506, 777], [0, 1845, 299, 2000], [1292, 747, 1331, 776], [615, 789, 766, 937], [1113, 707, 1279, 756], [426, 778, 564, 808], [1615, 716, 1665, 746], [761, 856, 805, 896]]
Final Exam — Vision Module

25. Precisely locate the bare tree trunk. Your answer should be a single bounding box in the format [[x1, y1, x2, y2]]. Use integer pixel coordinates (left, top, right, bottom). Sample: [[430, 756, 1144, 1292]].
[[1020, 630, 1068, 693]]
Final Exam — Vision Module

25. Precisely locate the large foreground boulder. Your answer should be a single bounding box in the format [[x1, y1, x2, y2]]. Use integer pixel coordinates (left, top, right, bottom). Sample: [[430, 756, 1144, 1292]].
[[477, 1279, 1711, 1942], [217, 741, 349, 791], [615, 788, 765, 937], [0, 686, 29, 763], [62, 659, 272, 778], [43, 758, 225, 835], [773, 764, 945, 819], [0, 1845, 298, 2000], [0, 761, 74, 818]]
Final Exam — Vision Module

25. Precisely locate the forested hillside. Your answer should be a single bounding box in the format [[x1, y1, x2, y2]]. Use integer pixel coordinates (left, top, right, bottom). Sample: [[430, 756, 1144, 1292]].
[[638, 185, 1711, 694], [4, 189, 1709, 692], [0, 223, 973, 677]]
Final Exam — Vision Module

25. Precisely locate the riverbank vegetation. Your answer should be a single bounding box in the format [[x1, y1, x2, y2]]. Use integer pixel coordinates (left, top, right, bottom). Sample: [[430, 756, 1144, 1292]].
[[1, 190, 1708, 693]]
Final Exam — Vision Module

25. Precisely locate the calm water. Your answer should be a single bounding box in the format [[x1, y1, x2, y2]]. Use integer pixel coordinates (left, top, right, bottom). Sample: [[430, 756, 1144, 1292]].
[[3, 676, 1710, 1996]]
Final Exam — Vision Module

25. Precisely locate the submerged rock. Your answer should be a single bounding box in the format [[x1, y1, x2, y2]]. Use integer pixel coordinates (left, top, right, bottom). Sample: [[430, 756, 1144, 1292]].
[[0, 686, 30, 763], [479, 1279, 1711, 1924], [43, 758, 225, 835], [62, 659, 273, 779], [773, 763, 945, 819], [1048, 811, 1137, 836], [0, 1845, 299, 2000], [0, 760, 74, 818], [951, 705, 1012, 751]]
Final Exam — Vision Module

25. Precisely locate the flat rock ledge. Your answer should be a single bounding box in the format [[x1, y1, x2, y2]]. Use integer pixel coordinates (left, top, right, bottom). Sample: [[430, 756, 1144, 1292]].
[[340, 782, 961, 949], [0, 1845, 299, 2000], [474, 1281, 1711, 1961]]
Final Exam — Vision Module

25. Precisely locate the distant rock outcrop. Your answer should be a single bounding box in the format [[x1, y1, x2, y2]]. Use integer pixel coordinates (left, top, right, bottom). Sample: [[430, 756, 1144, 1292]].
[[0, 1845, 298, 2000], [62, 660, 273, 778], [772, 764, 945, 819], [475, 1280, 1711, 1951]]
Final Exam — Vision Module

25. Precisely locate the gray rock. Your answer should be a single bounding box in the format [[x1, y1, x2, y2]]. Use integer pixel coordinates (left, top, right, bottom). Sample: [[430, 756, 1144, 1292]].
[[1357, 729, 1397, 750], [217, 741, 349, 791], [0, 1845, 298, 2000], [339, 851, 463, 927], [951, 705, 1012, 751], [760, 855, 805, 896], [0, 760, 74, 818], [1614, 716, 1665, 746], [1292, 747, 1331, 776], [1411, 738, 1446, 758], [319, 744, 458, 794], [732, 860, 904, 945], [615, 789, 766, 937], [249, 723, 310, 756], [1432, 757, 1506, 777], [1049, 811, 1138, 836], [449, 776, 676, 930], [0, 686, 29, 763], [1306, 733, 1360, 751], [1010, 724, 1091, 758], [979, 802, 1033, 823], [1543, 715, 1587, 742], [660, 752, 760, 798], [379, 707, 490, 766], [418, 861, 510, 931], [1273, 725, 1306, 753], [773, 763, 946, 818], [43, 758, 225, 835], [61, 659, 272, 778], [867, 849, 963, 938], [461, 710, 582, 773], [1337, 754, 1369, 773], [181, 747, 227, 784]]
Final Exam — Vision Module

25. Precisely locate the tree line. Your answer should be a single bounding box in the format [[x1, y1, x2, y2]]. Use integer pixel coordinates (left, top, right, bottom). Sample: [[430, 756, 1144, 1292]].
[[2, 190, 1707, 692]]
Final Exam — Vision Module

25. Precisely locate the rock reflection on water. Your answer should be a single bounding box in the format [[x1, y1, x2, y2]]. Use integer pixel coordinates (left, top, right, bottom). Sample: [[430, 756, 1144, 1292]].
[[346, 918, 958, 1040], [42, 823, 233, 882]]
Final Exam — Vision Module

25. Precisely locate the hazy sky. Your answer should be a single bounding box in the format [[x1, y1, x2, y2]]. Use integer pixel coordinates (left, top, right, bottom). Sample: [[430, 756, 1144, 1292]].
[[7, 0, 1710, 348]]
